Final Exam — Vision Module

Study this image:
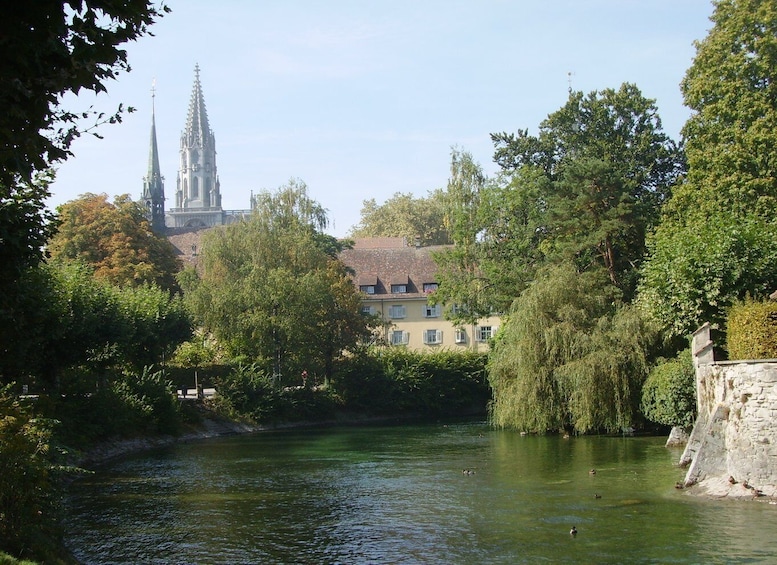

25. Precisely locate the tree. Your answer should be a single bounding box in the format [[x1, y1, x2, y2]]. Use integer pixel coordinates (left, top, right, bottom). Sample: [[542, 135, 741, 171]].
[[638, 0, 777, 338], [48, 193, 181, 291], [349, 190, 450, 246], [491, 83, 684, 299], [679, 0, 777, 219], [488, 263, 659, 433], [430, 149, 493, 322], [188, 182, 373, 383], [0, 1, 168, 186]]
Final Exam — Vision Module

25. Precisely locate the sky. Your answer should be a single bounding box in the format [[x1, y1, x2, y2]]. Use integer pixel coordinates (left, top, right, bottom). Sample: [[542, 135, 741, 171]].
[[50, 0, 716, 238]]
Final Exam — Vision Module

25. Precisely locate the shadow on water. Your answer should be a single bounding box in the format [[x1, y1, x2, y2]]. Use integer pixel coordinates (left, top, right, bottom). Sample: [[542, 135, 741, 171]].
[[65, 421, 777, 564]]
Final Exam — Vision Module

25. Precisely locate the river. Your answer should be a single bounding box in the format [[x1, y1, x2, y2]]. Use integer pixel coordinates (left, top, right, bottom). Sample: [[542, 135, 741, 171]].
[[65, 420, 777, 564]]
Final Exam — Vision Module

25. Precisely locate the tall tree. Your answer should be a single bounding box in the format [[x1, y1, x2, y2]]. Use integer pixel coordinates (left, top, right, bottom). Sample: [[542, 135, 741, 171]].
[[430, 149, 493, 322], [492, 83, 684, 299], [48, 193, 181, 291], [489, 263, 658, 434], [349, 190, 450, 246], [188, 182, 373, 382], [638, 0, 777, 338]]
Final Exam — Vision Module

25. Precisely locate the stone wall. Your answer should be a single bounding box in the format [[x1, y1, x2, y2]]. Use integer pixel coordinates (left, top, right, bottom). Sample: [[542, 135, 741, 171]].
[[680, 324, 777, 496]]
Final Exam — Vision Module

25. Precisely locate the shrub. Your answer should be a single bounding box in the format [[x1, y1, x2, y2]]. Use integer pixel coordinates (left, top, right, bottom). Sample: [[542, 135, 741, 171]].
[[641, 349, 696, 429], [727, 298, 777, 360], [0, 387, 63, 562]]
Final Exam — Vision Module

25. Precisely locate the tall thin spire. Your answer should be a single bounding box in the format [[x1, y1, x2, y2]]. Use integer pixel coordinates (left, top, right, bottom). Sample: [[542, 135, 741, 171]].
[[142, 78, 166, 233], [185, 63, 211, 145], [146, 79, 162, 184]]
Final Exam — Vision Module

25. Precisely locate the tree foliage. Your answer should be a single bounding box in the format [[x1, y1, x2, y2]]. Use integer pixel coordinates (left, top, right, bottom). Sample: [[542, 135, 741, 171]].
[[48, 193, 181, 291], [638, 0, 777, 338], [0, 388, 62, 561], [0, 1, 168, 186], [641, 349, 696, 429], [187, 182, 373, 382], [489, 263, 659, 434], [491, 83, 684, 299], [0, 261, 191, 387], [680, 0, 777, 219], [349, 190, 450, 246], [431, 149, 495, 322]]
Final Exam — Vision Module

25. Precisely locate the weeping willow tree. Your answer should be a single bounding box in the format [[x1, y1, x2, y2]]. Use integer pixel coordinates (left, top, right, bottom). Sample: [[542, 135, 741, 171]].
[[489, 263, 659, 433]]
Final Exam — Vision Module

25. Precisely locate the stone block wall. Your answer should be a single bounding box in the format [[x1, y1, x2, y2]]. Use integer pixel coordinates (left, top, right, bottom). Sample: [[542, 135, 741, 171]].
[[680, 324, 777, 491]]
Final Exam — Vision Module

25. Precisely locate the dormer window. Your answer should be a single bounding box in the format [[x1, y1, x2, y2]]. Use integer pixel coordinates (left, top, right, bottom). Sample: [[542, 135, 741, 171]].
[[423, 283, 438, 293], [360, 285, 376, 294], [391, 284, 407, 294]]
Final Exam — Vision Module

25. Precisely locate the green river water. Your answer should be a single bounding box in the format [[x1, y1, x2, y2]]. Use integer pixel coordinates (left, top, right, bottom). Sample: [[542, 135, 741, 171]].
[[65, 421, 777, 564]]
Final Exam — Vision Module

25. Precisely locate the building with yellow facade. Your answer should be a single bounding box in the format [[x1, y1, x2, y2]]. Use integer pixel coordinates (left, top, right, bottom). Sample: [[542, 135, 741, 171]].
[[339, 238, 499, 352]]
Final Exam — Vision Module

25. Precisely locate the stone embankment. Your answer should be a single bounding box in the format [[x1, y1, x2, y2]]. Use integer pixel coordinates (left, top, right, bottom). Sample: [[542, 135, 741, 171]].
[[679, 323, 777, 500], [75, 417, 263, 469]]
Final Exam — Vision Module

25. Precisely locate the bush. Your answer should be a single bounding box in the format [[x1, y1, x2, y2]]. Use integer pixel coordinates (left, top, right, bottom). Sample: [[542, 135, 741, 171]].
[[212, 363, 341, 423], [727, 298, 777, 360], [641, 349, 696, 429], [0, 387, 64, 562], [332, 348, 490, 418]]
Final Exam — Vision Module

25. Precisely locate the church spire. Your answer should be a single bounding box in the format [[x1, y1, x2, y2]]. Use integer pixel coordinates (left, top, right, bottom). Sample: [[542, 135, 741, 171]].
[[142, 79, 166, 233], [172, 64, 222, 226], [184, 64, 211, 147], [146, 81, 162, 184]]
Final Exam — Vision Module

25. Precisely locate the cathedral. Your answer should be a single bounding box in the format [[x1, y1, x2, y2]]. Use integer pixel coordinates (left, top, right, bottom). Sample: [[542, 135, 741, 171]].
[[141, 65, 251, 232]]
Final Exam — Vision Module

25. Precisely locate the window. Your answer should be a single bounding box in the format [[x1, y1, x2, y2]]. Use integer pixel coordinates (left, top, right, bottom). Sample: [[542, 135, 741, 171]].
[[451, 304, 470, 316], [423, 329, 443, 345], [360, 285, 376, 294], [388, 305, 406, 319], [391, 330, 409, 345], [477, 326, 497, 342], [423, 282, 438, 293], [192, 177, 199, 199], [455, 329, 467, 344], [423, 303, 441, 318], [361, 305, 376, 315], [391, 284, 407, 294]]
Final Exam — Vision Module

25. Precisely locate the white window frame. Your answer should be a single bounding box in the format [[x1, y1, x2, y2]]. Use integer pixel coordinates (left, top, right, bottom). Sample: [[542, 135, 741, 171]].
[[360, 285, 376, 294], [423, 329, 443, 345], [391, 330, 410, 345], [455, 328, 467, 344], [423, 282, 438, 293], [361, 305, 376, 315], [476, 325, 498, 342], [423, 303, 442, 318], [388, 305, 406, 319], [391, 284, 407, 294]]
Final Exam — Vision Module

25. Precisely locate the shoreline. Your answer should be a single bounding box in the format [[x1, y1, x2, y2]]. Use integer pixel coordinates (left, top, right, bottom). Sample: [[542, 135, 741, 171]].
[[72, 416, 777, 506], [683, 475, 777, 502]]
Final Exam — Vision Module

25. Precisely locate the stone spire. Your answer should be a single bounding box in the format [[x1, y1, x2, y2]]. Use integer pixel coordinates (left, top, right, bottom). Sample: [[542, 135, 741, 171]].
[[184, 64, 211, 148], [172, 64, 222, 226], [142, 80, 166, 233]]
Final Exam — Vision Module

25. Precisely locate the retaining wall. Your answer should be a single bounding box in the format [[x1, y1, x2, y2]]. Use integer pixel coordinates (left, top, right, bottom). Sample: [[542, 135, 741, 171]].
[[680, 324, 777, 493]]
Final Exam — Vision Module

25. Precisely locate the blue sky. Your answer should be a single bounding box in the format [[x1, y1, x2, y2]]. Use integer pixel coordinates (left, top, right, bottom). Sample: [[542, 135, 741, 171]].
[[50, 0, 715, 237]]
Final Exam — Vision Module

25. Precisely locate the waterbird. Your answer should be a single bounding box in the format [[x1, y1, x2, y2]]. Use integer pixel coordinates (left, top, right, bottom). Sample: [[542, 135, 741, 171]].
[[570, 526, 578, 536], [589, 469, 596, 475]]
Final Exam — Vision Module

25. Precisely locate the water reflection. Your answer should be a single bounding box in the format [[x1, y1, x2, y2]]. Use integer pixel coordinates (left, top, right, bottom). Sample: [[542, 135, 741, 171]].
[[66, 422, 777, 564]]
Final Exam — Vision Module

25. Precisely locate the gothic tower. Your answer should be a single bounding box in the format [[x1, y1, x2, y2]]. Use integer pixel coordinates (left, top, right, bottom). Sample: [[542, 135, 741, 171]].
[[141, 84, 166, 234], [170, 64, 223, 228]]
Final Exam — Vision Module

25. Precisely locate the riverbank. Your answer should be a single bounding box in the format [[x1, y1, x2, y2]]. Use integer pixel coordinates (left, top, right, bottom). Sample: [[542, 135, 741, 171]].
[[685, 475, 777, 501]]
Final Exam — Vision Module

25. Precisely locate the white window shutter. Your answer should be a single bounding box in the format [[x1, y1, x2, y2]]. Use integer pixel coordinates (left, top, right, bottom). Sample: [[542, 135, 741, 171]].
[[436, 330, 443, 343], [402, 331, 410, 345]]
